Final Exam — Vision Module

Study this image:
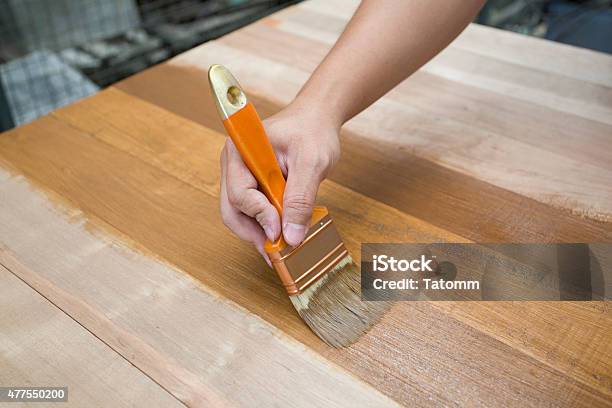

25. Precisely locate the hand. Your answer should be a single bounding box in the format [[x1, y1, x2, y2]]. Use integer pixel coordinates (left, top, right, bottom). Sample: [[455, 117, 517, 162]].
[[219, 102, 341, 264]]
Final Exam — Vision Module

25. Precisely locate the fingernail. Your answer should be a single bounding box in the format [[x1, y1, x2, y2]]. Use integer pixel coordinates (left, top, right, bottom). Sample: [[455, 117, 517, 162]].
[[283, 223, 307, 246], [263, 224, 275, 242]]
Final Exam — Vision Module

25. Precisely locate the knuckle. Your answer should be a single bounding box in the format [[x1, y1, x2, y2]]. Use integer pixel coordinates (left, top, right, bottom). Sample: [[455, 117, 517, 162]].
[[226, 187, 242, 208], [284, 193, 313, 214], [312, 156, 327, 171], [317, 152, 332, 170], [300, 148, 337, 175], [228, 188, 264, 218], [242, 197, 263, 217], [254, 210, 269, 226]]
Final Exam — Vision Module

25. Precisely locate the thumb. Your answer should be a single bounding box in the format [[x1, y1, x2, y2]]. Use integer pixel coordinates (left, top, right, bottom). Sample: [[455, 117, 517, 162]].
[[282, 160, 321, 247]]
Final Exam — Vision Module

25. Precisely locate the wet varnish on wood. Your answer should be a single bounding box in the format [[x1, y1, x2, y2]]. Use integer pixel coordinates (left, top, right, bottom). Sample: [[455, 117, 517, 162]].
[[1, 0, 611, 406]]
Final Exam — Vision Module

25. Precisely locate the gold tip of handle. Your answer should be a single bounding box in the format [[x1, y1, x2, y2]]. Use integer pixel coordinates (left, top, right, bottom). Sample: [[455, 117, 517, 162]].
[[208, 64, 248, 120]]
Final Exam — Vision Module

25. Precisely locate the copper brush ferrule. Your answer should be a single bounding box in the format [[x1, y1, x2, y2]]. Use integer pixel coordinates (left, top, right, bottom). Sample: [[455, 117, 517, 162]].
[[264, 207, 349, 295], [208, 64, 350, 295]]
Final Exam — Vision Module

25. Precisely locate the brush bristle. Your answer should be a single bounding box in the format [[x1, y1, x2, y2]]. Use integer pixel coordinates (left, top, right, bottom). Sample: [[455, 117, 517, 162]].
[[289, 256, 391, 347]]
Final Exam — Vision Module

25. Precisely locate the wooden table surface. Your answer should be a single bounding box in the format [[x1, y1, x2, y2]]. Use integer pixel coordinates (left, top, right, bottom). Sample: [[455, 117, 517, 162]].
[[1, 0, 611, 406]]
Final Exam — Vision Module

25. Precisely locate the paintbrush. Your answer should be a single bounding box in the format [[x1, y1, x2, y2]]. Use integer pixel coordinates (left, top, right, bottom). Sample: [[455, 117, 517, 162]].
[[208, 65, 388, 347]]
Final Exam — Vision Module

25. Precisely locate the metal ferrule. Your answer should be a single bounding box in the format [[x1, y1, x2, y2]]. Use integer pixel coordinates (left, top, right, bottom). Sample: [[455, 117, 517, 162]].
[[268, 213, 348, 295], [208, 64, 248, 120]]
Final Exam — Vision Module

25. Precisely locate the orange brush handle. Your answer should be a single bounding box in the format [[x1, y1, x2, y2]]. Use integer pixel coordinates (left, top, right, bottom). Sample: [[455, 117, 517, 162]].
[[223, 103, 285, 216]]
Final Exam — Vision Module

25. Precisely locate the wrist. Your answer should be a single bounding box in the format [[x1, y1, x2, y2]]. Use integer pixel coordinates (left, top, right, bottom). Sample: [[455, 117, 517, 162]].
[[288, 90, 346, 133]]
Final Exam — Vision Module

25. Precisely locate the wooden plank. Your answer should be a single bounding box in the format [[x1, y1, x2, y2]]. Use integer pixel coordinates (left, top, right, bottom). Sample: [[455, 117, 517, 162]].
[[204, 0, 612, 220], [3, 1, 611, 406], [0, 169, 397, 407], [213, 21, 612, 193], [0, 264, 182, 408], [265, 10, 612, 126], [0, 98, 460, 346], [452, 23, 612, 89], [2, 90, 610, 406], [168, 33, 612, 222], [116, 61, 612, 239], [431, 301, 612, 393], [294, 0, 612, 88], [265, 8, 612, 161], [54, 89, 612, 400]]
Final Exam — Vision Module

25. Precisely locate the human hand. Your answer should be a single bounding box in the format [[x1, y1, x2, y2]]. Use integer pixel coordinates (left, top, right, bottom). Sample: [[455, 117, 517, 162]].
[[219, 102, 341, 264]]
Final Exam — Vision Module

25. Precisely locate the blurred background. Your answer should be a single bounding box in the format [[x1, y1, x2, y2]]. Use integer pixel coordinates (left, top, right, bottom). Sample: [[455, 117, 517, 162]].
[[1, 0, 611, 131]]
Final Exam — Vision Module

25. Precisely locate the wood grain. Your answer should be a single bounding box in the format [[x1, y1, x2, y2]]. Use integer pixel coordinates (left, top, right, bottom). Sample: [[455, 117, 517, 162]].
[[65, 89, 612, 400], [2, 0, 611, 405], [171, 26, 612, 221], [1, 89, 610, 406], [238, 20, 612, 159], [296, 0, 612, 88], [0, 264, 183, 408], [119, 0, 612, 221], [0, 168, 397, 408], [260, 7, 612, 126], [116, 63, 612, 242]]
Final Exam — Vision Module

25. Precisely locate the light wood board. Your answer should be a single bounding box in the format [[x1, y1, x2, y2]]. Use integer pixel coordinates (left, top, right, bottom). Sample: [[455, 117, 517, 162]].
[[0, 264, 182, 408], [0, 167, 397, 408], [1, 0, 611, 406], [1, 88, 610, 407], [119, 0, 612, 222]]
